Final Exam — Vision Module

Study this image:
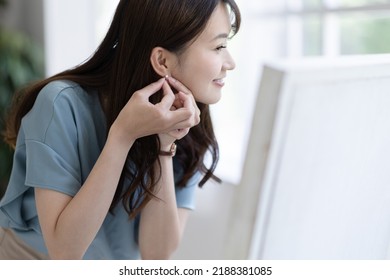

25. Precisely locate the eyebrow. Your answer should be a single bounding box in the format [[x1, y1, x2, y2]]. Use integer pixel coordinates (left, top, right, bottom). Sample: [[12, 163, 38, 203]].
[[211, 33, 229, 41]]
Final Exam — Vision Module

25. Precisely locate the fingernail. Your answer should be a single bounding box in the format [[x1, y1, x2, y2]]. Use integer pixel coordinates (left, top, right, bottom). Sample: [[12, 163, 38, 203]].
[[169, 76, 177, 83]]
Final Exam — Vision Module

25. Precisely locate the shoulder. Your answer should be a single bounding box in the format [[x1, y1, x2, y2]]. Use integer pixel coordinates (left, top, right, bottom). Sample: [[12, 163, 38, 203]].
[[29, 79, 98, 121], [22, 80, 95, 143], [36, 80, 88, 107]]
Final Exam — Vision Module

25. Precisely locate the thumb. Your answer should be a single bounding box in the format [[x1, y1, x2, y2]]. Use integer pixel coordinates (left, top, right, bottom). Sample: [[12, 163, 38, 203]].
[[158, 80, 176, 110]]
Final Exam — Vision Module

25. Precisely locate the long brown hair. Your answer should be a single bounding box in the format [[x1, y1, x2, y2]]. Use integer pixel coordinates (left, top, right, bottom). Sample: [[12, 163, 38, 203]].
[[4, 0, 241, 218]]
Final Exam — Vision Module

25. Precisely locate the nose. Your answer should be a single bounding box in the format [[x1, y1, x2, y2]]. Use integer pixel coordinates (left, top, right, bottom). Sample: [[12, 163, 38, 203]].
[[223, 50, 236, 71]]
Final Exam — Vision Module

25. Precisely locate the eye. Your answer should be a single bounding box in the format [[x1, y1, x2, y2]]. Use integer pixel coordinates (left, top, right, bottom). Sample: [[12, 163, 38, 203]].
[[215, 45, 227, 52]]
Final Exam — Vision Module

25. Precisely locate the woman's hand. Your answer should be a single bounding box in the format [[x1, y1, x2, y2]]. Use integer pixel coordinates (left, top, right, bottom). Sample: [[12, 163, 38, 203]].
[[131, 77, 199, 259], [109, 77, 199, 148], [158, 76, 200, 150]]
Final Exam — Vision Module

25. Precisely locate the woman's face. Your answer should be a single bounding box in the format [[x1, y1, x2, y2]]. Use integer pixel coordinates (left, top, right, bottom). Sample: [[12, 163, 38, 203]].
[[170, 2, 236, 104]]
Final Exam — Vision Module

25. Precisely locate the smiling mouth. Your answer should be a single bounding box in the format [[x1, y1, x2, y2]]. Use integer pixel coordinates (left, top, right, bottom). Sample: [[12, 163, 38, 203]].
[[213, 78, 225, 87]]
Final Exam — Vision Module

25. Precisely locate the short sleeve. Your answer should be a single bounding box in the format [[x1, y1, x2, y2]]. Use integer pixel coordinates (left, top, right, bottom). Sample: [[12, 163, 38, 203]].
[[25, 141, 81, 196], [0, 81, 85, 233], [175, 172, 200, 210], [22, 82, 82, 195]]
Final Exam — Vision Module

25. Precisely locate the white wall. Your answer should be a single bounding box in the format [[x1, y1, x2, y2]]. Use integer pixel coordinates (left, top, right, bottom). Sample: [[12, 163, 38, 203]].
[[43, 0, 117, 76], [173, 181, 236, 259]]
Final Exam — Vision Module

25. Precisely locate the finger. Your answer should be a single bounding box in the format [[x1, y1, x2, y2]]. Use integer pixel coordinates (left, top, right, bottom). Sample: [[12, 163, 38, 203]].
[[135, 78, 165, 99], [175, 91, 192, 108], [166, 77, 199, 111], [166, 76, 191, 95], [168, 111, 200, 130], [166, 127, 190, 140], [166, 78, 200, 114], [159, 80, 176, 110], [164, 91, 200, 128], [172, 94, 183, 109], [177, 91, 200, 117]]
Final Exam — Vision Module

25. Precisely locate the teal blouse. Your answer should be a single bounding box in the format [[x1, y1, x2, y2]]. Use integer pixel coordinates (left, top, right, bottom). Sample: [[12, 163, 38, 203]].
[[0, 80, 198, 259]]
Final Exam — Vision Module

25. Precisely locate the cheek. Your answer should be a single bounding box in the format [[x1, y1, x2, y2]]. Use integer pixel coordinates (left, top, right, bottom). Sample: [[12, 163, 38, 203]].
[[171, 60, 201, 90], [170, 54, 219, 102], [179, 76, 205, 102]]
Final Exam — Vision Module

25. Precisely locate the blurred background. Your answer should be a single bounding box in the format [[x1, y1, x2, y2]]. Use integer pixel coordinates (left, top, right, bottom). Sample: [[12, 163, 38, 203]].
[[1, 0, 390, 259]]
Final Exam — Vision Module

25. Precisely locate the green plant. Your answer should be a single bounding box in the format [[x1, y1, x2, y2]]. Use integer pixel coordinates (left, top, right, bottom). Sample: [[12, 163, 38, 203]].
[[0, 2, 44, 197]]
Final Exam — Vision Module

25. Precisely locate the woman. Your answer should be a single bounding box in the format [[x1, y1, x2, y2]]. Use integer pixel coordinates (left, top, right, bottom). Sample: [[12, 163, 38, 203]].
[[0, 0, 240, 259]]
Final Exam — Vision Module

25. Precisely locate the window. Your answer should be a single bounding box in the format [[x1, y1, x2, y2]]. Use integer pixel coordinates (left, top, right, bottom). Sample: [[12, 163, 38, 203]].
[[44, 1, 390, 184], [214, 0, 390, 184]]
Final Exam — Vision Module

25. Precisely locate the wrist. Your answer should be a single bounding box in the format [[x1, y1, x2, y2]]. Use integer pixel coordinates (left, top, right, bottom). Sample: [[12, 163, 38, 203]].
[[159, 143, 177, 157], [107, 125, 136, 150]]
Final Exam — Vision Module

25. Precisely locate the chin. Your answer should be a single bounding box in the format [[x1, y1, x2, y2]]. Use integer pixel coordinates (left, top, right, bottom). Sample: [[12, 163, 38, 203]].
[[197, 92, 222, 105], [208, 98, 222, 104], [210, 94, 222, 104]]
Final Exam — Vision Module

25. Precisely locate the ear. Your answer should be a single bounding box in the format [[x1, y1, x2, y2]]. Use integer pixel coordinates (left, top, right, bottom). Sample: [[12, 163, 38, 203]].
[[150, 47, 176, 77]]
